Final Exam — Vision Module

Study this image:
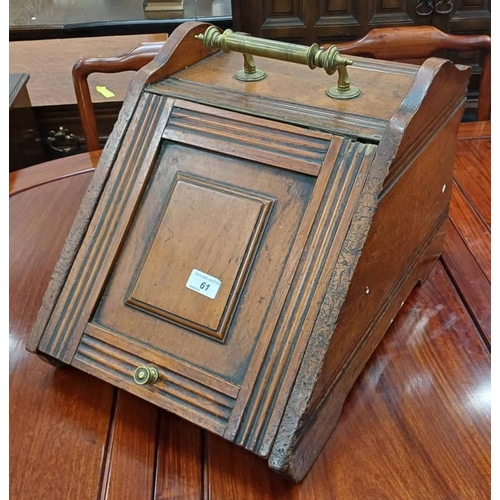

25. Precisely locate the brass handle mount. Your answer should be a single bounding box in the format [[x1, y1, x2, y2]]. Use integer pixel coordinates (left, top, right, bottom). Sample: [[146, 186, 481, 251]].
[[133, 365, 159, 385], [195, 27, 360, 100]]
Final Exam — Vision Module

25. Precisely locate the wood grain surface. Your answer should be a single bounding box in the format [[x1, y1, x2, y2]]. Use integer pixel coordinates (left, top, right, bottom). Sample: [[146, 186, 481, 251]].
[[10, 0, 230, 27], [9, 34, 167, 107], [9, 0, 232, 39], [9, 124, 490, 498]]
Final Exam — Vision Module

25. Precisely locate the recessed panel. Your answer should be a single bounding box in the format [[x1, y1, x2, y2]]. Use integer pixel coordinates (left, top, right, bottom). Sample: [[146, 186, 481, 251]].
[[92, 139, 318, 384], [128, 174, 273, 339]]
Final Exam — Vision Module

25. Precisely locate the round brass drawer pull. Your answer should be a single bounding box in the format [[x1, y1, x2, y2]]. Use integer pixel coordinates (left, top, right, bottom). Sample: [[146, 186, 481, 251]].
[[133, 366, 159, 385]]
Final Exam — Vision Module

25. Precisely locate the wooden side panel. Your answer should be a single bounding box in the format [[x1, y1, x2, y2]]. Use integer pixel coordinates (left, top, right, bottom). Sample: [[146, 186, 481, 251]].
[[269, 59, 470, 480]]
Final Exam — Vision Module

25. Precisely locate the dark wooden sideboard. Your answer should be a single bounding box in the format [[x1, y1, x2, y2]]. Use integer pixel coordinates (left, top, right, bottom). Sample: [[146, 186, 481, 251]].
[[9, 34, 168, 165], [231, 0, 491, 44]]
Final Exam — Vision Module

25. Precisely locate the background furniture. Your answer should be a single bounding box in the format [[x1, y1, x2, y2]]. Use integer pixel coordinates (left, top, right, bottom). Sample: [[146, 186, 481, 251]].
[[8, 1, 490, 165], [9, 121, 490, 498], [70, 23, 491, 154], [336, 26, 491, 121], [231, 0, 491, 44], [9, 34, 167, 163], [9, 0, 231, 40], [9, 73, 45, 170], [73, 41, 163, 152], [231, 0, 490, 120]]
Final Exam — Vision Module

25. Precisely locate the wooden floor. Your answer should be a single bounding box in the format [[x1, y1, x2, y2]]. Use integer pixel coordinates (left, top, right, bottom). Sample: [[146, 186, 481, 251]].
[[9, 122, 490, 499]]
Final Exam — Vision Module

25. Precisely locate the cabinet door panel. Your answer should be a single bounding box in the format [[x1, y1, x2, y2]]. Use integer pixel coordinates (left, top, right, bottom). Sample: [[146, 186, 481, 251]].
[[434, 0, 491, 33], [367, 0, 419, 26], [232, 0, 308, 42], [40, 95, 349, 436], [231, 0, 490, 46], [92, 141, 316, 383]]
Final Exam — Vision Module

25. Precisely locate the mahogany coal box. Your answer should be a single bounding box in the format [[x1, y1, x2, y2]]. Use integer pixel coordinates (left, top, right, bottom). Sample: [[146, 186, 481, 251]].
[[27, 22, 470, 481]]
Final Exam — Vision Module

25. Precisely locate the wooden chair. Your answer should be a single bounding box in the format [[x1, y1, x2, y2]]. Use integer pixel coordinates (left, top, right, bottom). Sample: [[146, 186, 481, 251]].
[[333, 26, 490, 121], [73, 26, 490, 152], [72, 41, 164, 152]]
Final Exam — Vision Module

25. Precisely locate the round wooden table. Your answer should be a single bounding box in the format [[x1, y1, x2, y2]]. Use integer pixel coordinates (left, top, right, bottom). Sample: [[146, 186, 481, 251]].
[[10, 134, 490, 499]]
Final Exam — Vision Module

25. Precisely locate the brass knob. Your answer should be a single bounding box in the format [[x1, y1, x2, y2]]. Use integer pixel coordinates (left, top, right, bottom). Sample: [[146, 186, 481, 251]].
[[133, 366, 159, 385]]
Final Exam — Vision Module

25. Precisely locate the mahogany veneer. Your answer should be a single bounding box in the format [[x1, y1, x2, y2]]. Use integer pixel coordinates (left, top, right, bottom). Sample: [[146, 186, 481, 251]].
[[27, 22, 471, 481]]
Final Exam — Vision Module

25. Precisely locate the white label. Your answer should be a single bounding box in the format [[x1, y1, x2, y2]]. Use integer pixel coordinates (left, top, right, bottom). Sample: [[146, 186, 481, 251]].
[[185, 269, 222, 299]]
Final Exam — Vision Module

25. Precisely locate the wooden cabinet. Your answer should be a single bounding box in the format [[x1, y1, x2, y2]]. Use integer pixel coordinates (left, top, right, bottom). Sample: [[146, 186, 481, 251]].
[[9, 73, 45, 170], [231, 0, 491, 44], [27, 22, 471, 481], [231, 0, 490, 121]]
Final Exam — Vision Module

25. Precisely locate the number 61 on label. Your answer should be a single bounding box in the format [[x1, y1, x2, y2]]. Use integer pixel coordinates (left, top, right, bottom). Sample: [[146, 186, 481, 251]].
[[185, 269, 222, 299]]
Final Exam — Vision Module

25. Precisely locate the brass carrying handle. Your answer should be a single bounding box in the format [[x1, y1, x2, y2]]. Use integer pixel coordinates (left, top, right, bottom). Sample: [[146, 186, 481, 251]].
[[195, 27, 360, 100]]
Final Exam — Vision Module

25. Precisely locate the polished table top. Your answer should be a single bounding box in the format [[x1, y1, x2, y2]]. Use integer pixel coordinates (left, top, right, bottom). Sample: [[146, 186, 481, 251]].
[[10, 0, 232, 40], [9, 122, 490, 499]]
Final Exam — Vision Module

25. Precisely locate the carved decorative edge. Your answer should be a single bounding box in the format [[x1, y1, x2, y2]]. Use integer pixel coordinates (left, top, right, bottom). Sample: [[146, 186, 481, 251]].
[[228, 139, 377, 453], [382, 59, 470, 183], [268, 154, 390, 465], [163, 101, 331, 175], [38, 93, 172, 362], [73, 331, 235, 432], [147, 79, 388, 141], [380, 92, 467, 198], [126, 172, 276, 342], [26, 21, 217, 354]]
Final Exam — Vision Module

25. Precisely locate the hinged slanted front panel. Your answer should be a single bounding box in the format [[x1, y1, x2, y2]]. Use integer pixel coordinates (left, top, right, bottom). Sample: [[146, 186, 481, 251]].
[[35, 93, 377, 439]]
